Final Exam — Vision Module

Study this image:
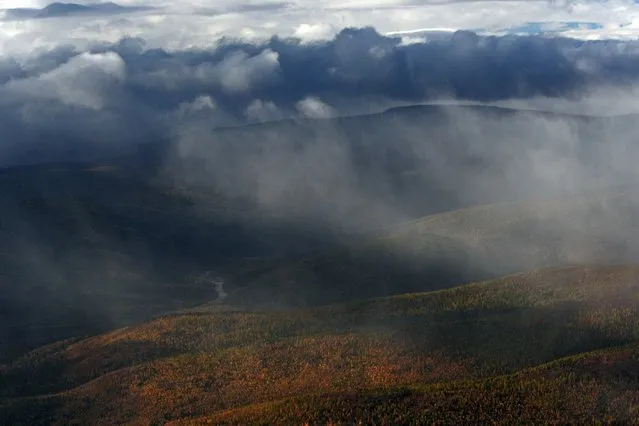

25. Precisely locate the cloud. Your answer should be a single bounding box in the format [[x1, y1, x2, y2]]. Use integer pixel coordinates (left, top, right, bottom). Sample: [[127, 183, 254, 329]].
[[175, 94, 216, 117], [2, 0, 639, 59], [245, 99, 285, 122], [206, 49, 280, 93], [1, 26, 639, 168], [3, 51, 125, 109], [293, 22, 338, 40], [296, 96, 336, 118], [4, 28, 639, 103]]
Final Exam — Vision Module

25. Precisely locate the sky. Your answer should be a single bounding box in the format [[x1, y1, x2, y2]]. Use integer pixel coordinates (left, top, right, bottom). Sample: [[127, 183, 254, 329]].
[[1, 0, 639, 57]]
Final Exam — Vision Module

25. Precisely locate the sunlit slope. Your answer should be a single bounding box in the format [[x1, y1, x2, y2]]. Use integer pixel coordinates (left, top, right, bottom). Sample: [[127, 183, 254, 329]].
[[196, 342, 639, 425], [231, 189, 639, 307], [2, 265, 639, 424]]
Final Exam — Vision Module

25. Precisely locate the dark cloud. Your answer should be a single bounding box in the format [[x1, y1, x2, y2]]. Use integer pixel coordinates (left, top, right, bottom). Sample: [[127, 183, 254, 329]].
[[2, 27, 639, 166]]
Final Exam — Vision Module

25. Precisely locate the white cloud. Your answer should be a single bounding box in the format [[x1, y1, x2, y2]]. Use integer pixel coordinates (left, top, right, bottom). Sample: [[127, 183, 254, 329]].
[[204, 49, 280, 93], [245, 99, 285, 122], [2, 0, 639, 60], [3, 51, 125, 109], [296, 96, 336, 118], [176, 94, 216, 118], [135, 48, 280, 93], [293, 22, 337, 40]]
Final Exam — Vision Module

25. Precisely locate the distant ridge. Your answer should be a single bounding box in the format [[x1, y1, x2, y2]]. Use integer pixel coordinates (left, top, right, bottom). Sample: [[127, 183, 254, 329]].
[[2, 2, 152, 20]]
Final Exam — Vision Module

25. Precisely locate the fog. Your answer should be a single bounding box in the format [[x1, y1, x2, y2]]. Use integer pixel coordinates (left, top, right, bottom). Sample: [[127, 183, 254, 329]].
[[3, 26, 639, 358]]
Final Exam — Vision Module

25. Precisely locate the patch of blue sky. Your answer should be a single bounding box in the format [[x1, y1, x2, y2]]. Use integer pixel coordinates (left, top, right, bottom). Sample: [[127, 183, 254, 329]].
[[504, 21, 604, 35]]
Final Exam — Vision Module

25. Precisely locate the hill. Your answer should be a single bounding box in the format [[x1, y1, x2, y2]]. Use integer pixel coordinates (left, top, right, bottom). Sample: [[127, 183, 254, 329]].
[[230, 188, 639, 307], [198, 342, 639, 425], [2, 265, 639, 424], [2, 2, 149, 20]]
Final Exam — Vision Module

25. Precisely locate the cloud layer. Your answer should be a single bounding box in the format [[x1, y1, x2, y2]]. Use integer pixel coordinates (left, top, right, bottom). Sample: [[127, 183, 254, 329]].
[[2, 0, 639, 58], [2, 24, 639, 232], [2, 26, 639, 165], [1, 4, 639, 200]]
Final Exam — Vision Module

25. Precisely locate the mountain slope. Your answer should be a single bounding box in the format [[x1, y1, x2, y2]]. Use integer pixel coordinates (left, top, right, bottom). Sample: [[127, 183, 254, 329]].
[[2, 265, 639, 424], [199, 342, 639, 425], [2, 2, 148, 20], [230, 189, 639, 307]]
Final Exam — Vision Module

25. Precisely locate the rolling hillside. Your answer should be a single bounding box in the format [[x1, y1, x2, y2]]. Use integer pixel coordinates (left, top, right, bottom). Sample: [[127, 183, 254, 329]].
[[230, 188, 639, 307], [2, 265, 639, 424], [200, 342, 639, 425]]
